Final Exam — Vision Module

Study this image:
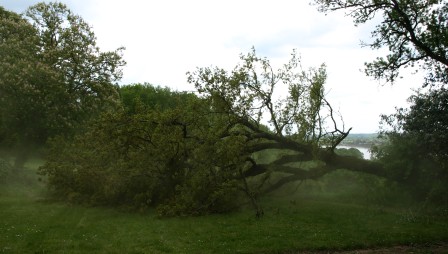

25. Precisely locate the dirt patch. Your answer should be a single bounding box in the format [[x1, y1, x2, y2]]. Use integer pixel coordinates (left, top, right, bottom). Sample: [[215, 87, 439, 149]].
[[291, 242, 448, 254], [339, 243, 448, 254]]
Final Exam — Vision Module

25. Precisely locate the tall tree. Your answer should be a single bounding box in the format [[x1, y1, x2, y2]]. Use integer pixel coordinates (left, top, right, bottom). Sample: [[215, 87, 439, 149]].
[[0, 3, 125, 168], [23, 2, 125, 128], [314, 0, 448, 86], [0, 6, 54, 165]]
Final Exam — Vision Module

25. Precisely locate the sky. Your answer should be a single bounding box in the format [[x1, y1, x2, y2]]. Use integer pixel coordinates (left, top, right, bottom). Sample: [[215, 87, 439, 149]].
[[0, 0, 424, 133]]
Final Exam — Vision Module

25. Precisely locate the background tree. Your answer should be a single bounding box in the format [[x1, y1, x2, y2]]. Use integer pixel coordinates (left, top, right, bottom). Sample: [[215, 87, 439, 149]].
[[373, 88, 448, 203], [0, 3, 125, 168], [119, 83, 193, 114]]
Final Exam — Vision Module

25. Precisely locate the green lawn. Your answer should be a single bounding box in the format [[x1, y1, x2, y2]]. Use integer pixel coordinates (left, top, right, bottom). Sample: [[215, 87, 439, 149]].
[[1, 161, 447, 253]]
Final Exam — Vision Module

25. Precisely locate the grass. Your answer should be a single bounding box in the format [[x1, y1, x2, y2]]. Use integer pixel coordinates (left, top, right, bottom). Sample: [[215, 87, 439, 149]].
[[0, 160, 447, 253]]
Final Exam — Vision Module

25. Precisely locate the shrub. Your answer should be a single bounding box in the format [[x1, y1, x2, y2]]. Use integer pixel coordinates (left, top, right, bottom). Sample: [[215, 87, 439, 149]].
[[39, 103, 245, 215]]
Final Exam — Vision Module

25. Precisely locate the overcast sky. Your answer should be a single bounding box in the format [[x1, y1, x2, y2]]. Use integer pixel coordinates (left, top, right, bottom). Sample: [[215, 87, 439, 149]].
[[1, 0, 424, 133]]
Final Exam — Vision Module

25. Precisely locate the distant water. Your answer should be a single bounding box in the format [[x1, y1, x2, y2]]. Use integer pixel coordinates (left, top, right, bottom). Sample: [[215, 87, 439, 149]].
[[337, 145, 372, 160]]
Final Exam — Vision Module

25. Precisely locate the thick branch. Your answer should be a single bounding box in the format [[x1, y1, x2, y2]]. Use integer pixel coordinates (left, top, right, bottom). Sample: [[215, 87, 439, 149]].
[[244, 162, 268, 177], [244, 142, 391, 193], [318, 149, 390, 179], [390, 0, 448, 66]]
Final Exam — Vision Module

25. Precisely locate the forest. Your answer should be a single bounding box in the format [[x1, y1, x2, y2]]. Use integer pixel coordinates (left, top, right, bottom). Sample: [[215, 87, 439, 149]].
[[1, 1, 448, 253]]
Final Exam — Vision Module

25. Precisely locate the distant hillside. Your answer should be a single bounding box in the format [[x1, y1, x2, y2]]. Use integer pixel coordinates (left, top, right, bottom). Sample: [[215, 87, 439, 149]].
[[340, 133, 380, 148], [347, 133, 378, 139]]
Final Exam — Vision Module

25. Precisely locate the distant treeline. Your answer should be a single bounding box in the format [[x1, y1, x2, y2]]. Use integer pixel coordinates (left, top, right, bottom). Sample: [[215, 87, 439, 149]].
[[340, 133, 381, 148]]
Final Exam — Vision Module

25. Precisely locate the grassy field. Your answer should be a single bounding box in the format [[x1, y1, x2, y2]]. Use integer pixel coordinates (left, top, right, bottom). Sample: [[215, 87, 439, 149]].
[[1, 160, 447, 253]]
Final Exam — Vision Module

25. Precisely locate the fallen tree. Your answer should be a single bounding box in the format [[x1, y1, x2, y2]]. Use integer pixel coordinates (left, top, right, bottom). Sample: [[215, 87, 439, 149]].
[[40, 49, 388, 216], [185, 49, 391, 214]]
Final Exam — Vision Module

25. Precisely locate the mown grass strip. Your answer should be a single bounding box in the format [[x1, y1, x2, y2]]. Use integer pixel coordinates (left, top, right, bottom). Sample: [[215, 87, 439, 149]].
[[1, 166, 447, 253]]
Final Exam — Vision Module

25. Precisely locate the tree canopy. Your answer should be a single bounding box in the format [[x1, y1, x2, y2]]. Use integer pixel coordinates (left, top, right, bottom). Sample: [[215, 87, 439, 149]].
[[0, 3, 125, 167], [314, 0, 448, 86], [372, 88, 448, 202], [382, 88, 448, 161], [119, 83, 195, 114]]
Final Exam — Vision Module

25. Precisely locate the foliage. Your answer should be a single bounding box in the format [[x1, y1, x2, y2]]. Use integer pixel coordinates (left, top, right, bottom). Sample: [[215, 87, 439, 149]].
[[0, 3, 125, 168], [400, 88, 448, 162], [0, 6, 50, 148], [188, 48, 337, 142], [119, 83, 195, 114], [335, 147, 364, 158], [24, 2, 125, 113], [39, 88, 243, 215], [373, 89, 448, 203], [314, 0, 448, 86]]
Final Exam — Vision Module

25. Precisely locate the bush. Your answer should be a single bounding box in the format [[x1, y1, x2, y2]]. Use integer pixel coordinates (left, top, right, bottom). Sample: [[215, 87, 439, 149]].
[[39, 102, 245, 215], [373, 89, 448, 206], [372, 133, 448, 205]]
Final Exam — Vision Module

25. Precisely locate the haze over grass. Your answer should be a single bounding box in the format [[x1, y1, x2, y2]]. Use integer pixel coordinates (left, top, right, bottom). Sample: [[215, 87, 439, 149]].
[[1, 158, 447, 253]]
